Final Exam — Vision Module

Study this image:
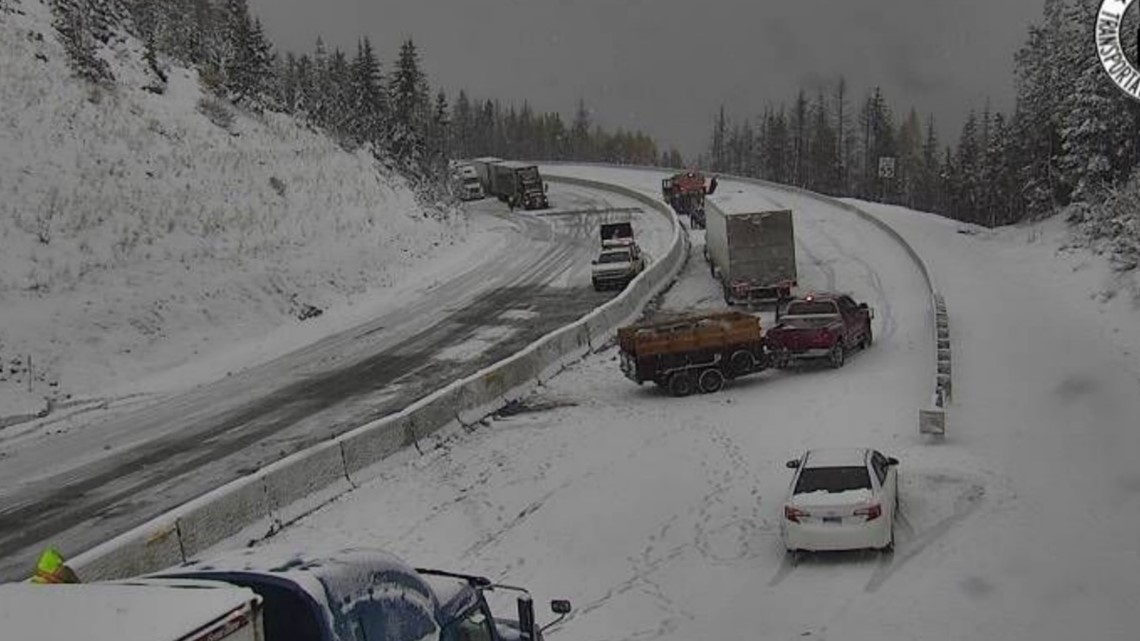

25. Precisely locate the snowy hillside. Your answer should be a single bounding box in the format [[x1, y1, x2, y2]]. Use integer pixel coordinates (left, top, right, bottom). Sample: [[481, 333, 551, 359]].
[[0, 0, 466, 421]]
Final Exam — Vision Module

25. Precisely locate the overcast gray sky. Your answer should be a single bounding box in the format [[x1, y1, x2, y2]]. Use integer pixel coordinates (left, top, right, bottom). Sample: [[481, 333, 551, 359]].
[[249, 0, 1047, 158]]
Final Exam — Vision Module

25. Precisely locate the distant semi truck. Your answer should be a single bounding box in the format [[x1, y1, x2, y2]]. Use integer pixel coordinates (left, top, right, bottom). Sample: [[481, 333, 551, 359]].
[[661, 171, 709, 228], [470, 156, 503, 193], [704, 195, 797, 305], [452, 162, 486, 200], [487, 161, 550, 210]]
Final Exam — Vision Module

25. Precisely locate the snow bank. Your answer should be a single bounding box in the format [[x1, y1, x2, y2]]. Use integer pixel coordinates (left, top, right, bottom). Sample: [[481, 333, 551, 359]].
[[0, 0, 465, 419]]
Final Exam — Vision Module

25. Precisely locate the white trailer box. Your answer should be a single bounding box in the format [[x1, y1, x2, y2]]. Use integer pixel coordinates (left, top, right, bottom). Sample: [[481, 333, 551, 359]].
[[704, 193, 797, 305], [0, 578, 264, 641]]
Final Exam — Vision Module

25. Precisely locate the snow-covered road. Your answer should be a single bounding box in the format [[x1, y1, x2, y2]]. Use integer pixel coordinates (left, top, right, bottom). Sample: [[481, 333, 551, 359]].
[[0, 181, 671, 581], [248, 168, 1025, 639], [239, 167, 1140, 640]]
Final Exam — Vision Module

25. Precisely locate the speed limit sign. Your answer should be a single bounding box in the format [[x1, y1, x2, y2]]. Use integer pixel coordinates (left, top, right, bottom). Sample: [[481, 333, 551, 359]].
[[878, 157, 896, 179]]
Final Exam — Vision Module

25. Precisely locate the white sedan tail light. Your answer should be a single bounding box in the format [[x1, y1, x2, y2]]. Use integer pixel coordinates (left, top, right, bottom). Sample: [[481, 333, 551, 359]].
[[784, 506, 810, 523]]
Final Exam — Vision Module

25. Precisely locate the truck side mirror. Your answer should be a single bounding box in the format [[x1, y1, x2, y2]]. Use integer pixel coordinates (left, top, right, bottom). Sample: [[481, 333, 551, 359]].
[[518, 595, 536, 641], [859, 303, 868, 309], [539, 600, 572, 636], [786, 459, 800, 469], [544, 182, 549, 193]]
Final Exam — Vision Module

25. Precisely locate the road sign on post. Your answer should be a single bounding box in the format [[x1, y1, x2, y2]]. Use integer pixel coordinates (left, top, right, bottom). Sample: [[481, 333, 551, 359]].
[[878, 157, 896, 179]]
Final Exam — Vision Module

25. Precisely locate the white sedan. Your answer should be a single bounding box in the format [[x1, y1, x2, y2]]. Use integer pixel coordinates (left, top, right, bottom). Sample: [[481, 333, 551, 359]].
[[780, 448, 899, 554]]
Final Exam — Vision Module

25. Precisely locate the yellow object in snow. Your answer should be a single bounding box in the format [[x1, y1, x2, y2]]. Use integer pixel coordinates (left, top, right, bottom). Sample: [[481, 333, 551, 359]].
[[29, 547, 79, 584]]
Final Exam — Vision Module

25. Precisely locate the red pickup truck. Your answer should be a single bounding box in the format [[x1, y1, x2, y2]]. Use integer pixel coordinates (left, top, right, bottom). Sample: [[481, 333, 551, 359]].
[[766, 293, 873, 368]]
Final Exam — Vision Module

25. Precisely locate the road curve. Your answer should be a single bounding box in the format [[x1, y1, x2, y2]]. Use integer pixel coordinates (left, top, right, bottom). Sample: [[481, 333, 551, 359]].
[[0, 182, 668, 581]]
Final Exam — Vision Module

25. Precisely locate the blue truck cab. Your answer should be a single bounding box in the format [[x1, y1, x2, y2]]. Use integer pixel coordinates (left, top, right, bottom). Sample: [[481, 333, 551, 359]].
[[157, 546, 570, 641]]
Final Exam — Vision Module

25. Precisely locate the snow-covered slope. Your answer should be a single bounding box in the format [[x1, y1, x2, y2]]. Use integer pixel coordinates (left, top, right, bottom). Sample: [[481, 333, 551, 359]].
[[0, 0, 465, 419]]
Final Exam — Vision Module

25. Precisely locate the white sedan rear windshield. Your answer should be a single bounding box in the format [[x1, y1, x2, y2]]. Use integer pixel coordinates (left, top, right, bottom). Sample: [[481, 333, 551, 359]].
[[795, 466, 871, 494]]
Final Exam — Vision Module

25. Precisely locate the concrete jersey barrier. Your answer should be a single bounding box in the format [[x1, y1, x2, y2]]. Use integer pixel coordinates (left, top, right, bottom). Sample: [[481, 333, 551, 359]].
[[70, 175, 689, 582]]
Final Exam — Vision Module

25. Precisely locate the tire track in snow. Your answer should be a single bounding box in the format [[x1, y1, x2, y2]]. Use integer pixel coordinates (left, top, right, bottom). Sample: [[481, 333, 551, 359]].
[[745, 187, 898, 342]]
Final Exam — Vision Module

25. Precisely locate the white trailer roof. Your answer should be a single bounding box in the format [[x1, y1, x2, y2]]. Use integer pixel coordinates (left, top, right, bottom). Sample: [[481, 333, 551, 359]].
[[708, 188, 787, 215], [0, 579, 259, 641], [495, 160, 539, 169]]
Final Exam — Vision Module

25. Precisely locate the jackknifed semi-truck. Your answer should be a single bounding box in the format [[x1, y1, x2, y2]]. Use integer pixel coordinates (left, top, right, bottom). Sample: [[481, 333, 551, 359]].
[[703, 193, 797, 305]]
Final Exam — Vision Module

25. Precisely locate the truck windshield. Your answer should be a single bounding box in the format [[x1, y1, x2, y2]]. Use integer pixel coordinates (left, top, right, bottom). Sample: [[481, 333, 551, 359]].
[[517, 167, 540, 184], [784, 301, 839, 316], [794, 466, 871, 494], [598, 252, 631, 264], [440, 606, 495, 641]]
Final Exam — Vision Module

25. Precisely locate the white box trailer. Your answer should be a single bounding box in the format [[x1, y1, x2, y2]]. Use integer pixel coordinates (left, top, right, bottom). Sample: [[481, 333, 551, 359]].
[[0, 578, 264, 641], [704, 193, 797, 305], [469, 156, 503, 193]]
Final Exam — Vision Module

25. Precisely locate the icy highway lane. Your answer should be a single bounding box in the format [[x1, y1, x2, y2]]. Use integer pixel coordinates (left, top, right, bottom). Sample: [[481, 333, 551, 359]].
[[0, 181, 671, 581]]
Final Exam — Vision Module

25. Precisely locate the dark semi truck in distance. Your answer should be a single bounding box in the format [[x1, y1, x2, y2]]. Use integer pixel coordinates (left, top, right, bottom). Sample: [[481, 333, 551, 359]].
[[487, 161, 550, 210]]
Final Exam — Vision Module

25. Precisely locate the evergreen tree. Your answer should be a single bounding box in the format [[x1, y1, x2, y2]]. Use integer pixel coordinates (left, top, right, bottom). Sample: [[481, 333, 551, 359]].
[[1058, 0, 1138, 202], [388, 38, 430, 173], [809, 91, 836, 193], [982, 111, 1017, 226], [916, 115, 941, 212], [896, 108, 922, 207], [221, 0, 271, 104], [325, 48, 352, 134], [51, 0, 114, 82], [954, 111, 982, 222], [427, 90, 450, 173], [764, 107, 790, 183], [451, 90, 474, 158], [350, 37, 386, 145], [710, 105, 728, 172], [571, 99, 591, 159], [1013, 0, 1073, 217], [833, 76, 850, 191], [790, 90, 809, 187]]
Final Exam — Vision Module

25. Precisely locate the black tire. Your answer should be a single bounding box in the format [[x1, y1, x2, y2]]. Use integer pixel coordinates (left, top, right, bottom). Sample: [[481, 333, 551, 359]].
[[829, 342, 846, 369], [697, 368, 725, 394], [729, 350, 755, 377], [668, 372, 695, 397]]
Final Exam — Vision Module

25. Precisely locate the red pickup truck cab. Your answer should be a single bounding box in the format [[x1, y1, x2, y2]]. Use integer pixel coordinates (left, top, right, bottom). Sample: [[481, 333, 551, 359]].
[[766, 293, 873, 368]]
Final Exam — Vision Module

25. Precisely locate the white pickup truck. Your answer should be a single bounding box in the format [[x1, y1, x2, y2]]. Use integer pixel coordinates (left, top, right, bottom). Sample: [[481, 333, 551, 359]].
[[591, 244, 646, 291]]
